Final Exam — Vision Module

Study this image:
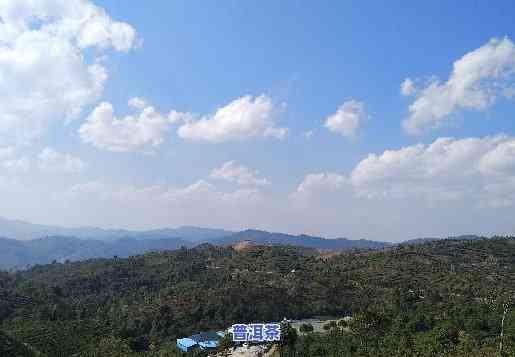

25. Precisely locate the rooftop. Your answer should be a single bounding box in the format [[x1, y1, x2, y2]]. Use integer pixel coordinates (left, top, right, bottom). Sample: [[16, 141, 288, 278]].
[[176, 338, 196, 348], [190, 331, 224, 343]]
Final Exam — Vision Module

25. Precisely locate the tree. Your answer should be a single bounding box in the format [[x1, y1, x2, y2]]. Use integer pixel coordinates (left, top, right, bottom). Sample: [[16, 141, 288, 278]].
[[280, 320, 298, 355], [80, 337, 134, 357], [217, 334, 234, 356], [323, 321, 337, 331], [299, 323, 314, 334]]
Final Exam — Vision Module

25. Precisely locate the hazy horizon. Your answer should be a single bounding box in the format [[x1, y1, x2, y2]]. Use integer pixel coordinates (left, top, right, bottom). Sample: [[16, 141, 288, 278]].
[[1, 1, 515, 242], [0, 214, 492, 243]]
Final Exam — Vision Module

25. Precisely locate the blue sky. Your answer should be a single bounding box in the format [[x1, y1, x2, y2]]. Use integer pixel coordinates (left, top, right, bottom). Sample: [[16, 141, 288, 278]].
[[87, 0, 515, 185], [1, 1, 515, 241]]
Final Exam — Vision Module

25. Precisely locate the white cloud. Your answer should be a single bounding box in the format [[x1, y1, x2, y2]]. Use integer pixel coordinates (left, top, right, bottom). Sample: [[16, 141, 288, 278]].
[[128, 97, 147, 110], [168, 110, 195, 124], [324, 100, 365, 138], [3, 134, 515, 241], [289, 135, 515, 239], [403, 38, 515, 134], [0, 0, 138, 146], [38, 147, 86, 174], [177, 95, 288, 142], [349, 135, 515, 205], [478, 140, 515, 176], [296, 173, 347, 195], [292, 172, 348, 204], [210, 161, 270, 186], [0, 0, 138, 51], [264, 127, 289, 140], [79, 101, 171, 152], [400, 78, 416, 96]]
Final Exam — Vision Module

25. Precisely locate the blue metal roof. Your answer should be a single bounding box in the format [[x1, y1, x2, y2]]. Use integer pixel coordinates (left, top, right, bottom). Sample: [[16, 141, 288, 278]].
[[177, 338, 196, 348], [199, 340, 219, 349]]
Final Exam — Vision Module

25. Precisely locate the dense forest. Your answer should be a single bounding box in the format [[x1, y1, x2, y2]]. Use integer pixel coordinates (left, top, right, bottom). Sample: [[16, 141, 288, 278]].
[[1, 237, 515, 356]]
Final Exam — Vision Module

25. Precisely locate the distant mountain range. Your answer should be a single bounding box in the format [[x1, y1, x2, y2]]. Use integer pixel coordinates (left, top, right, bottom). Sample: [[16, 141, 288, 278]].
[[211, 229, 391, 250], [0, 216, 486, 270], [0, 236, 194, 270], [0, 216, 231, 242]]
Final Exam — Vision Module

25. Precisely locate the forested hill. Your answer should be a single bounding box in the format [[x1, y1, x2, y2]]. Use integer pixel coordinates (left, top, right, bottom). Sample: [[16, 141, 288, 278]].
[[0, 330, 39, 357], [1, 237, 515, 356], [400, 234, 485, 246]]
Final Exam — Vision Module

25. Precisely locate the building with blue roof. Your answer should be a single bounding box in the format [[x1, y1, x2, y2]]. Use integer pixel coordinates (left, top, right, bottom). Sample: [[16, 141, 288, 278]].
[[176, 337, 197, 352], [199, 340, 218, 349], [176, 331, 225, 352]]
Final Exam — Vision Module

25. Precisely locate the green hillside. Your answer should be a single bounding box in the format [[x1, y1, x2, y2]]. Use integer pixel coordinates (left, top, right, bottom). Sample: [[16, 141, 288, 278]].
[[1, 238, 515, 356], [0, 330, 41, 357]]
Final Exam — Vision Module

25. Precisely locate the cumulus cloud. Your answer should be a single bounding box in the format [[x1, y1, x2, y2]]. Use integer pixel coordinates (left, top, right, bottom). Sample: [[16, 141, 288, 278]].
[[264, 127, 289, 140], [210, 161, 270, 186], [128, 97, 147, 110], [168, 110, 194, 124], [477, 140, 515, 176], [292, 173, 351, 212], [56, 134, 515, 237], [318, 135, 515, 206], [289, 135, 515, 239], [0, 0, 138, 51], [296, 135, 515, 204], [4, 134, 515, 241], [79, 101, 172, 152], [177, 95, 288, 142], [295, 173, 347, 195], [38, 147, 86, 174], [400, 78, 416, 96], [403, 38, 515, 134], [0, 0, 138, 145], [324, 100, 365, 138]]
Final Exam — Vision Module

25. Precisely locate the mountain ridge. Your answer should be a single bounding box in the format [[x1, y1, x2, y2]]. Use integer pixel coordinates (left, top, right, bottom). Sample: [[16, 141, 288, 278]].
[[0, 235, 193, 270], [0, 216, 489, 271], [0, 216, 232, 242], [213, 229, 391, 250]]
